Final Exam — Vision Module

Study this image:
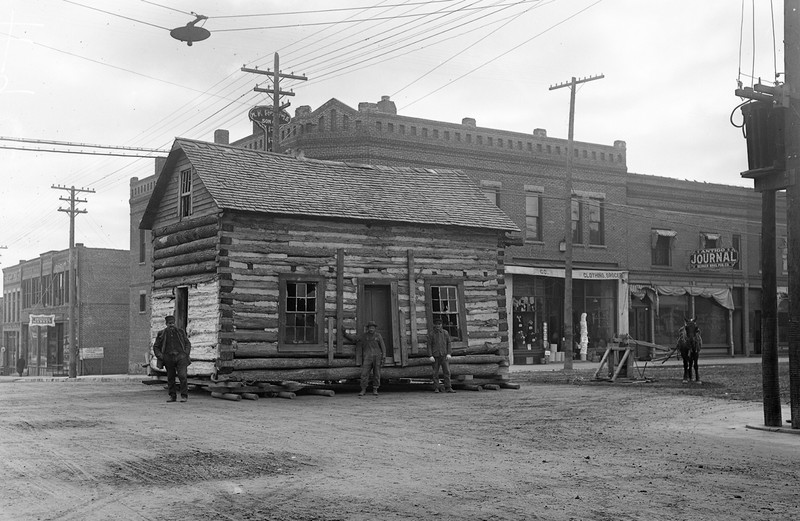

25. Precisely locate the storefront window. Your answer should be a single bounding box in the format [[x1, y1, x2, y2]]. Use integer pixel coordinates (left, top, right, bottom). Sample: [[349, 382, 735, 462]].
[[654, 295, 689, 346], [694, 297, 728, 346]]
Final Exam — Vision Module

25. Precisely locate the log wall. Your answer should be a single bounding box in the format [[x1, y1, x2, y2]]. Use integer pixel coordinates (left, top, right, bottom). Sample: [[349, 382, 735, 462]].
[[217, 212, 510, 381], [147, 204, 511, 382]]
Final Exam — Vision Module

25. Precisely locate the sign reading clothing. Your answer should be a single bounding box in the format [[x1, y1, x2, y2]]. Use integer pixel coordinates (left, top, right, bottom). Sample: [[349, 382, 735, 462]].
[[505, 266, 627, 280], [29, 315, 55, 327]]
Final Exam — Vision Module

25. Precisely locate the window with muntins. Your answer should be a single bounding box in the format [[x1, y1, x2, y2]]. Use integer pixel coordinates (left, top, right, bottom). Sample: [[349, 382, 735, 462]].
[[588, 198, 604, 245], [427, 282, 466, 342], [179, 168, 192, 219], [525, 192, 542, 242], [571, 199, 582, 244], [279, 275, 325, 351]]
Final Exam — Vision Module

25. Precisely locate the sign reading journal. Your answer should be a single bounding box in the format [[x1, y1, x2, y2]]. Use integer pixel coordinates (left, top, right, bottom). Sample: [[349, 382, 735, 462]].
[[689, 248, 738, 269]]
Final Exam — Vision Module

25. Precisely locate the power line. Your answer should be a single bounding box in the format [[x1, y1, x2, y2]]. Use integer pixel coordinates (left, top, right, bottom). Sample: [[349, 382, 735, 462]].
[[211, 0, 461, 19], [63, 0, 170, 31], [214, 0, 542, 31], [0, 136, 167, 153]]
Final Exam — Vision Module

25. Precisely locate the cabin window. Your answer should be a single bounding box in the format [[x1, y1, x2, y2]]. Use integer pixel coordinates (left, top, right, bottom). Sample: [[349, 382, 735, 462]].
[[279, 275, 325, 351], [179, 168, 193, 219], [425, 280, 468, 344], [524, 186, 543, 242]]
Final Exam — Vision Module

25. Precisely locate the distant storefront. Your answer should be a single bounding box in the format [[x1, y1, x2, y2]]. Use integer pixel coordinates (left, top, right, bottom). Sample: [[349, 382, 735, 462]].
[[506, 267, 627, 364]]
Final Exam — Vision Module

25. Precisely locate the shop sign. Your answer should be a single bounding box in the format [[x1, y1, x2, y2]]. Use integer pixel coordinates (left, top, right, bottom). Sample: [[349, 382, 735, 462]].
[[248, 105, 291, 132], [80, 347, 104, 360], [29, 314, 55, 327], [689, 248, 738, 269]]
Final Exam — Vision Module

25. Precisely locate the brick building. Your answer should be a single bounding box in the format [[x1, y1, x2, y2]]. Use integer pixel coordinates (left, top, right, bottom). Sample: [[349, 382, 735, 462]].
[[2, 245, 130, 376], [128, 96, 789, 368], [270, 96, 789, 362]]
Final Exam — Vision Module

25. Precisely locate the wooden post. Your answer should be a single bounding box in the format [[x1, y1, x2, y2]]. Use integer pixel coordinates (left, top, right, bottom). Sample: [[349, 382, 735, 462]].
[[327, 317, 335, 364], [336, 248, 344, 354], [785, 0, 800, 429], [407, 250, 419, 354], [399, 309, 408, 367]]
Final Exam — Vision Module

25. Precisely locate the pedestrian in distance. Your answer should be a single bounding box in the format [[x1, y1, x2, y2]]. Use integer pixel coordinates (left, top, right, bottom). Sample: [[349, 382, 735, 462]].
[[16, 356, 26, 377], [342, 320, 386, 397], [153, 315, 192, 403], [428, 317, 455, 393]]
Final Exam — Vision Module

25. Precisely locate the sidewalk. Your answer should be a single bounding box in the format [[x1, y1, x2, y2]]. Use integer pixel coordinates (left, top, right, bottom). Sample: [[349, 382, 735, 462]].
[[1, 356, 778, 382], [0, 373, 147, 384], [508, 355, 780, 373]]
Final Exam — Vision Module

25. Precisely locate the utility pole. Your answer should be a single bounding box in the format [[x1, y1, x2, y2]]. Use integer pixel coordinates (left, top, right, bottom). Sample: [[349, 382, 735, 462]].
[[549, 74, 604, 371], [241, 53, 308, 152], [784, 0, 800, 430], [736, 2, 800, 428], [52, 185, 94, 378]]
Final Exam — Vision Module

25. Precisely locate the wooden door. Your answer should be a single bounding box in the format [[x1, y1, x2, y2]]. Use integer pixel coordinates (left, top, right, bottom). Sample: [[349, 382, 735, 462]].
[[360, 281, 399, 364]]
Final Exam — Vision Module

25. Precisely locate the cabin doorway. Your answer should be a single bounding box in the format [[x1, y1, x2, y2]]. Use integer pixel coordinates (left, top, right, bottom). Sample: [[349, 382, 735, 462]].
[[358, 280, 400, 364]]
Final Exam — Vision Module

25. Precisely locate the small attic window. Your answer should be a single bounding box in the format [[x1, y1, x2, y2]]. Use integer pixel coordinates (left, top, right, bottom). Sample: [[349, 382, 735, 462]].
[[179, 168, 193, 219]]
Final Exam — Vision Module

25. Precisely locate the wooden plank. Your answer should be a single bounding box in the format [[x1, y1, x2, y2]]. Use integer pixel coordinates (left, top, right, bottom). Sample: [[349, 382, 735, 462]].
[[233, 362, 501, 382], [210, 392, 242, 401], [153, 236, 217, 260]]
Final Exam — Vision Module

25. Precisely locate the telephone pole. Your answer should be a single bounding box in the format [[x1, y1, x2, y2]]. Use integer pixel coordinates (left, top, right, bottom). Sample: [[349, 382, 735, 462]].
[[784, 0, 800, 430], [52, 185, 94, 378], [242, 53, 308, 152], [549, 74, 604, 371]]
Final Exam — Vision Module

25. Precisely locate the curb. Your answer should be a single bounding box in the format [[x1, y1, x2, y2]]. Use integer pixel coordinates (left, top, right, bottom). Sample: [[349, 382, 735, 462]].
[[745, 423, 800, 435]]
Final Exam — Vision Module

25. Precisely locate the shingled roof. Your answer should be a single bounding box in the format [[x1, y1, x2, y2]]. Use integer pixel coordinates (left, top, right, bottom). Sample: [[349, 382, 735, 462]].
[[141, 138, 519, 233]]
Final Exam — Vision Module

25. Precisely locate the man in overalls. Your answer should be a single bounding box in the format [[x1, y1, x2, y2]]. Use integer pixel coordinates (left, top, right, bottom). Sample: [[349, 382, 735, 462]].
[[343, 321, 386, 397]]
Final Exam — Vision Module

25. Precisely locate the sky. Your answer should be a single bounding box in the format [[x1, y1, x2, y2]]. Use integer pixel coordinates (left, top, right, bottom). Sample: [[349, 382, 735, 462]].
[[0, 0, 785, 288]]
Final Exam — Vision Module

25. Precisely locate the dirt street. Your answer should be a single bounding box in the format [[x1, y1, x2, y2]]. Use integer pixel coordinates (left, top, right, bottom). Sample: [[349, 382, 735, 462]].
[[1, 377, 798, 521]]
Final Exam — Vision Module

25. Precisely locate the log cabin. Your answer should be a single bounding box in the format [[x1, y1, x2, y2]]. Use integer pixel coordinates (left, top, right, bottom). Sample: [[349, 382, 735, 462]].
[[139, 138, 521, 386]]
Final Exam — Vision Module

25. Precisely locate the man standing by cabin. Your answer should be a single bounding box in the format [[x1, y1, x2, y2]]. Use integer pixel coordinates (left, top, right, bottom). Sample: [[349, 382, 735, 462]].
[[342, 321, 386, 397], [153, 315, 191, 403], [428, 318, 455, 393]]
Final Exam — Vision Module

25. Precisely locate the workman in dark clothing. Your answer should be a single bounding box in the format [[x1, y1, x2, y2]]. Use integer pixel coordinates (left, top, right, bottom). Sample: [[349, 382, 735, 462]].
[[342, 321, 386, 397], [427, 317, 455, 393], [153, 315, 192, 403], [16, 356, 26, 377]]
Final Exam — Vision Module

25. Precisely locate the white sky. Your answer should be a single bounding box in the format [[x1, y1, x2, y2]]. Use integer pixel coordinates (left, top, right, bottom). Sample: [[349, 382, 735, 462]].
[[0, 0, 784, 287]]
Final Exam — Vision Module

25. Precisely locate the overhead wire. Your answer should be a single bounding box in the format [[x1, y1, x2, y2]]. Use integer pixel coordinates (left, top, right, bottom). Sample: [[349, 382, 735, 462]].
[[401, 0, 603, 109], [3, 0, 603, 257]]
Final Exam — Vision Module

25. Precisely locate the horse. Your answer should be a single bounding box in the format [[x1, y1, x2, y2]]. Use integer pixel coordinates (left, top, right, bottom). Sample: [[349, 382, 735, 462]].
[[677, 317, 702, 383]]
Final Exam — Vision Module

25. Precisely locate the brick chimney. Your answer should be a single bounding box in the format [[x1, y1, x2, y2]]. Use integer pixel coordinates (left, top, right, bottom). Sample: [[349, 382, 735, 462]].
[[214, 129, 230, 145], [533, 128, 547, 137], [462, 117, 476, 127], [376, 95, 397, 115]]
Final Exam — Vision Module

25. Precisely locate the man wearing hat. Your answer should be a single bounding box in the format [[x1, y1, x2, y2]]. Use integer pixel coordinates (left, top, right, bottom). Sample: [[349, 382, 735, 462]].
[[342, 321, 386, 396], [427, 317, 455, 393], [153, 315, 192, 402]]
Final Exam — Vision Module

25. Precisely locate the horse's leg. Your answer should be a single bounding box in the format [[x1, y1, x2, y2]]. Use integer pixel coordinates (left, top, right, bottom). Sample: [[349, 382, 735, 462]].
[[681, 350, 689, 382], [693, 352, 700, 382]]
